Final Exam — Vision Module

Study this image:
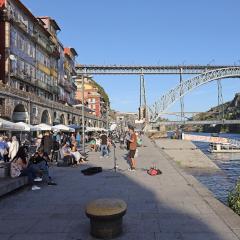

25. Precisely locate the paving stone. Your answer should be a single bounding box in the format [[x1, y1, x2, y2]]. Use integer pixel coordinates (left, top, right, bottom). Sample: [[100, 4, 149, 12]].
[[0, 137, 239, 239], [10, 233, 68, 240], [0, 219, 35, 234], [182, 232, 239, 240], [155, 232, 184, 240], [0, 234, 13, 240]]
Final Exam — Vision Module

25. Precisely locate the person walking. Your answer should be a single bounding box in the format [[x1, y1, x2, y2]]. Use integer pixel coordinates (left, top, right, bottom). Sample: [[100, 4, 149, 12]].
[[41, 132, 53, 156], [100, 131, 108, 158], [128, 126, 137, 171], [8, 136, 19, 161], [76, 132, 81, 148], [0, 136, 8, 162], [70, 133, 76, 147]]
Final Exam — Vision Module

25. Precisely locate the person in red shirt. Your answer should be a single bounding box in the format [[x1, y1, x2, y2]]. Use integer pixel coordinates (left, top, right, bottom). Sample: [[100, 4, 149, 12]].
[[128, 126, 137, 171]]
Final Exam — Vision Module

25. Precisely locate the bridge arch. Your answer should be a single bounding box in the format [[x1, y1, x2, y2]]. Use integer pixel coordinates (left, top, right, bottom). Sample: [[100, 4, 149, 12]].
[[151, 67, 240, 122]]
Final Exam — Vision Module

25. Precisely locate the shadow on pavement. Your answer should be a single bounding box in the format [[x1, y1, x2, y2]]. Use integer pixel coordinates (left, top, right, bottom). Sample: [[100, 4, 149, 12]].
[[0, 158, 237, 240]]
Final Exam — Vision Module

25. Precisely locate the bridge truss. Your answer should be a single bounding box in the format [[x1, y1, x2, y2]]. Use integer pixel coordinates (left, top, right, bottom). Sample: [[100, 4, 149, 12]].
[[150, 67, 240, 122], [75, 65, 240, 125]]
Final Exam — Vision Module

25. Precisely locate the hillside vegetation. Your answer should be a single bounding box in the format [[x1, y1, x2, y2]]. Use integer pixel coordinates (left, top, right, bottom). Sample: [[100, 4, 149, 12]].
[[191, 93, 240, 133]]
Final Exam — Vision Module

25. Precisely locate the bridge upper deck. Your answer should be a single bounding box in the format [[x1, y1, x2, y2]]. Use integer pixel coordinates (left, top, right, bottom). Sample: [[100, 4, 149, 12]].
[[76, 64, 237, 75]]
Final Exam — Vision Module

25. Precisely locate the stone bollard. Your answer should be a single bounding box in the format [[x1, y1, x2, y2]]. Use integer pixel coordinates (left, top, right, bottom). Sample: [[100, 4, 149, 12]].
[[85, 198, 127, 239]]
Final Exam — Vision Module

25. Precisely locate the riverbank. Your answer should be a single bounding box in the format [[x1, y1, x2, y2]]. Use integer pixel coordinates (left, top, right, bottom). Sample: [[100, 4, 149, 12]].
[[155, 139, 219, 169], [0, 136, 239, 239]]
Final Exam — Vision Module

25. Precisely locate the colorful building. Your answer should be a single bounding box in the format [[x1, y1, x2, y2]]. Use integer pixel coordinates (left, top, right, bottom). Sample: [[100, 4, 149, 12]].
[[0, 0, 78, 122], [75, 76, 108, 118]]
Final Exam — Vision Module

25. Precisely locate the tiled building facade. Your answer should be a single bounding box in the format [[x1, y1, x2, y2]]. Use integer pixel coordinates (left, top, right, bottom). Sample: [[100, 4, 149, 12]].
[[0, 0, 77, 113], [0, 0, 106, 128]]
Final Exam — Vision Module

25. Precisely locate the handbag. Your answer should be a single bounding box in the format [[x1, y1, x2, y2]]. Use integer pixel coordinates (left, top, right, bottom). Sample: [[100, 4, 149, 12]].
[[147, 168, 162, 176], [10, 162, 21, 178]]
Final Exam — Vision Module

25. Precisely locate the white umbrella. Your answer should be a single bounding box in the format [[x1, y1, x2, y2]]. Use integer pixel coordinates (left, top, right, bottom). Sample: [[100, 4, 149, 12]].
[[85, 127, 96, 132], [86, 127, 106, 132], [15, 122, 32, 131], [52, 124, 75, 132], [0, 118, 25, 131], [31, 123, 52, 131]]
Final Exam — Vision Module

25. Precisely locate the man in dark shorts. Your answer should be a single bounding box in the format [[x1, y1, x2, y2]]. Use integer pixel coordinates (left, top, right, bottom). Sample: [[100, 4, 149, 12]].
[[100, 131, 108, 158], [128, 126, 137, 171]]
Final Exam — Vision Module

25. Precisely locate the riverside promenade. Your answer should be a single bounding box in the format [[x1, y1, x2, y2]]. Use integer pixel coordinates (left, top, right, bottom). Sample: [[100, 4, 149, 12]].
[[0, 137, 240, 240]]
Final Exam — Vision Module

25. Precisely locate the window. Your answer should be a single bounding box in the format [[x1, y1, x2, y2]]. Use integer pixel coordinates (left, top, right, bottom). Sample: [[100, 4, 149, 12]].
[[10, 28, 17, 47], [18, 59, 24, 73]]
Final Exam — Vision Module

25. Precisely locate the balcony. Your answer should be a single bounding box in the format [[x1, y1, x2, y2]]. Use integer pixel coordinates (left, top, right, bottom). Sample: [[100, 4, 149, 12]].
[[49, 36, 58, 46], [59, 79, 65, 87], [36, 80, 47, 90], [17, 21, 28, 33], [50, 45, 60, 59], [31, 31, 38, 41], [52, 86, 60, 94], [58, 96, 68, 103], [10, 71, 32, 83]]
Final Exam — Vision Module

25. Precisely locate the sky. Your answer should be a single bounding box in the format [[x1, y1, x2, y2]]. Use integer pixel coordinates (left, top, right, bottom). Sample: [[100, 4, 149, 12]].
[[21, 0, 240, 117]]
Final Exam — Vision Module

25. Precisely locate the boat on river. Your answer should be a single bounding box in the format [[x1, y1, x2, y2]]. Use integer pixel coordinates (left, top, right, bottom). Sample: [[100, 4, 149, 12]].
[[182, 133, 240, 153], [208, 143, 240, 153]]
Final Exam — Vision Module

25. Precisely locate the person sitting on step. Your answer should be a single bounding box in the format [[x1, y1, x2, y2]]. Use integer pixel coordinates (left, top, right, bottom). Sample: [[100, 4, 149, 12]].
[[29, 148, 57, 185]]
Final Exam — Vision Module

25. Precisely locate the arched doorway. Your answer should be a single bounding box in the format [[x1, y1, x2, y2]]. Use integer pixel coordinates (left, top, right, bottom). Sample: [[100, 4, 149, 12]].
[[72, 116, 76, 124], [12, 104, 28, 123], [53, 112, 60, 125], [60, 114, 65, 124], [88, 120, 91, 127], [41, 110, 51, 124]]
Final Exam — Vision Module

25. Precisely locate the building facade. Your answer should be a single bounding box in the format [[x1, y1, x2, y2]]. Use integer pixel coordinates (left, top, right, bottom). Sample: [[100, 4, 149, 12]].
[[75, 76, 108, 118], [0, 0, 106, 127]]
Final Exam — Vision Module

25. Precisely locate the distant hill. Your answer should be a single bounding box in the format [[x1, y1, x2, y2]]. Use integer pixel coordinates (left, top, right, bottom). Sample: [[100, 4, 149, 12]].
[[191, 93, 240, 133]]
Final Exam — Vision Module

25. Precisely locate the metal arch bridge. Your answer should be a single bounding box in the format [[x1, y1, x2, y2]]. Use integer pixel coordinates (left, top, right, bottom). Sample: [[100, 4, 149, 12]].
[[150, 67, 240, 123]]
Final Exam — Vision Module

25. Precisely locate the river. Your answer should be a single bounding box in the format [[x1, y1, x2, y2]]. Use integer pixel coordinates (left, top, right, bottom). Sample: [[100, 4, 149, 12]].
[[185, 132, 240, 204]]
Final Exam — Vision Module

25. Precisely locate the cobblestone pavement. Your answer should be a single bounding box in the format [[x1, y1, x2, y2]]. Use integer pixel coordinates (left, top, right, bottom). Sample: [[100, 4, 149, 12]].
[[0, 137, 239, 240]]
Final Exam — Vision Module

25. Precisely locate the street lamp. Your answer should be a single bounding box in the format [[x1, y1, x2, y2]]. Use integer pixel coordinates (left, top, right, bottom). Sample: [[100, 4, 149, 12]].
[[8, 54, 16, 86], [81, 74, 85, 154], [72, 74, 86, 153]]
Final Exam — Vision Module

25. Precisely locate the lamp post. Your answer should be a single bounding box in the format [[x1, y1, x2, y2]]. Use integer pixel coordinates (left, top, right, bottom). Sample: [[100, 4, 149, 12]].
[[81, 74, 85, 154], [106, 102, 109, 130]]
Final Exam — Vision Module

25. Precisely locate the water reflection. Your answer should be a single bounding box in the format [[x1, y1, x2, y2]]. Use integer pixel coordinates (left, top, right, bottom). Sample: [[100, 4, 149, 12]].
[[185, 132, 240, 204]]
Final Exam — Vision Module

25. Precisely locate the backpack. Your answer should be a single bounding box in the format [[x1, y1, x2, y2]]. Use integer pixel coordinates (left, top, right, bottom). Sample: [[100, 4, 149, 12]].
[[81, 167, 102, 176], [147, 168, 162, 176]]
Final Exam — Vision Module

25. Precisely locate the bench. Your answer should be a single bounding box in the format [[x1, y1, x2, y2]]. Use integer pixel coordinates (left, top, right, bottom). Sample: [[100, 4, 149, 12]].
[[85, 198, 127, 239], [0, 176, 28, 197]]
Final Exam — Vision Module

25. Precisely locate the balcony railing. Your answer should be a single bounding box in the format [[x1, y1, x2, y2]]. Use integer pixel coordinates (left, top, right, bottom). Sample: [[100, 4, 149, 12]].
[[52, 86, 60, 94]]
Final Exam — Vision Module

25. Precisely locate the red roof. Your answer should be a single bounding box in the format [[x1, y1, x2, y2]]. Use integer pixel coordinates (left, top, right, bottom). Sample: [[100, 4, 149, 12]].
[[64, 47, 78, 57]]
